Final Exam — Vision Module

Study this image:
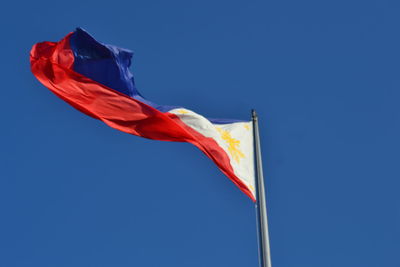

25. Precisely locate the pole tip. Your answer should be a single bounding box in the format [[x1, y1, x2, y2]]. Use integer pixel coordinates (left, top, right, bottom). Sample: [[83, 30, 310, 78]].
[[251, 109, 257, 119]]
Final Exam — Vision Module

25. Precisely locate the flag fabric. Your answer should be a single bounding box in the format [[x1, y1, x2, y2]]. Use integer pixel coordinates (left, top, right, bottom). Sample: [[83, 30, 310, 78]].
[[30, 28, 255, 201]]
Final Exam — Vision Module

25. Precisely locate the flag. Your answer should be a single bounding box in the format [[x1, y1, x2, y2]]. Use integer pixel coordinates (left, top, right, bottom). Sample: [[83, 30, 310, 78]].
[[30, 28, 255, 200]]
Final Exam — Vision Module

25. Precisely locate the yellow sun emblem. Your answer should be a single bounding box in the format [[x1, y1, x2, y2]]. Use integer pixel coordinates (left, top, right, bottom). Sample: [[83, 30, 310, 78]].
[[216, 127, 245, 163]]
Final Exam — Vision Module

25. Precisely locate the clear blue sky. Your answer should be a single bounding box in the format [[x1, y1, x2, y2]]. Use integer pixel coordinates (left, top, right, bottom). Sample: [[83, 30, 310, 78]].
[[1, 0, 399, 266]]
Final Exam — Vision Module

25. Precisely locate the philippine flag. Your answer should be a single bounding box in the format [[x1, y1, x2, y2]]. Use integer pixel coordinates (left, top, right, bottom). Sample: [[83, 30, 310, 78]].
[[30, 28, 256, 201]]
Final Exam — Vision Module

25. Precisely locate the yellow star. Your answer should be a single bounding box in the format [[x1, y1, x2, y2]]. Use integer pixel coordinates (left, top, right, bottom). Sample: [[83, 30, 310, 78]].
[[176, 109, 189, 114], [248, 184, 255, 192]]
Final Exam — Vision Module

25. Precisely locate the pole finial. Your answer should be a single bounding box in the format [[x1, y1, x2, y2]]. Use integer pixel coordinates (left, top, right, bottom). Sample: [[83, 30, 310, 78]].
[[252, 109, 257, 119]]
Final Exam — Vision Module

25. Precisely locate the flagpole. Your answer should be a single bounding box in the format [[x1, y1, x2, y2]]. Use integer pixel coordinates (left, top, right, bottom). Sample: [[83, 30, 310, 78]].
[[252, 109, 272, 267]]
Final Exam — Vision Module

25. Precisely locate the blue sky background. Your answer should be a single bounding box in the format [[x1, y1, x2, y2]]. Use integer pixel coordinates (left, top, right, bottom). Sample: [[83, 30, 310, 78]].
[[1, 0, 400, 266]]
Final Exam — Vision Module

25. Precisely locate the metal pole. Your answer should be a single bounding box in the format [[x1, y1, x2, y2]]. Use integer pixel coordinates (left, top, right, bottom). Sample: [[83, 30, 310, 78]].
[[252, 109, 272, 267]]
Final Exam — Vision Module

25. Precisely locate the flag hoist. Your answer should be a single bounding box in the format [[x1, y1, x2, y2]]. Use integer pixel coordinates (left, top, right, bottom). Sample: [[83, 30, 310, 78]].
[[30, 28, 272, 267]]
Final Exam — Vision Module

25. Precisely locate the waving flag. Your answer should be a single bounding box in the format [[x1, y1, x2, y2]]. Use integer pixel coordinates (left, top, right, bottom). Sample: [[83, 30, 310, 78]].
[[30, 28, 255, 200]]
